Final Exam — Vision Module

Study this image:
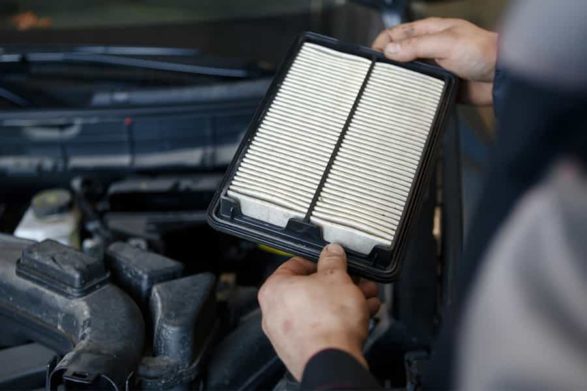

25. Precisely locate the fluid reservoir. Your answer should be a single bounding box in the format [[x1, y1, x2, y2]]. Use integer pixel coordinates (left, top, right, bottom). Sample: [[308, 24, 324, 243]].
[[14, 189, 80, 248]]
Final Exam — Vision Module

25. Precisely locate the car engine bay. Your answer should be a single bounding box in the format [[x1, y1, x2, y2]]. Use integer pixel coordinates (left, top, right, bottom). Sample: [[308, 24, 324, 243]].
[[0, 2, 473, 389]]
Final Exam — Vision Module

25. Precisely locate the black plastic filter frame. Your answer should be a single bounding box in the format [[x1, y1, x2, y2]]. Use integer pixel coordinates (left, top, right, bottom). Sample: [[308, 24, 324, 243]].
[[207, 32, 457, 282]]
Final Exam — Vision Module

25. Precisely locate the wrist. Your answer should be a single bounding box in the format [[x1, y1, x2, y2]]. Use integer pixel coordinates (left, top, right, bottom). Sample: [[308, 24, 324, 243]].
[[481, 32, 499, 82]]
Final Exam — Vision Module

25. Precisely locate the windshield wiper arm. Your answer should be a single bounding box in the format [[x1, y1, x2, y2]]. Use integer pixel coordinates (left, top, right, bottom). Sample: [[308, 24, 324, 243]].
[[0, 50, 260, 79], [72, 46, 201, 57], [0, 85, 32, 107]]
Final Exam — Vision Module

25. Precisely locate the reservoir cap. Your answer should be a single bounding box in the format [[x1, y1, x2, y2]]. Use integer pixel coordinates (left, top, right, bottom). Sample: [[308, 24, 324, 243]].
[[31, 189, 72, 218]]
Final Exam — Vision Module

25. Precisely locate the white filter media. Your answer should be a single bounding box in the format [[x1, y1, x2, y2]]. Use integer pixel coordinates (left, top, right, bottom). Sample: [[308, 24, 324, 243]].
[[310, 63, 445, 254], [227, 41, 446, 255], [227, 43, 370, 227]]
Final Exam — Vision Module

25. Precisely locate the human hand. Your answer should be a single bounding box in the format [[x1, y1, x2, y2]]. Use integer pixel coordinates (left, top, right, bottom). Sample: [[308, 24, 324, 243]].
[[372, 18, 498, 105], [258, 244, 381, 380]]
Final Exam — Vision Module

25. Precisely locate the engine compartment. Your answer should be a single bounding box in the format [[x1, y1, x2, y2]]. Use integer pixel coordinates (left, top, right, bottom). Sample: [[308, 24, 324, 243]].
[[0, 4, 467, 386], [0, 150, 459, 390]]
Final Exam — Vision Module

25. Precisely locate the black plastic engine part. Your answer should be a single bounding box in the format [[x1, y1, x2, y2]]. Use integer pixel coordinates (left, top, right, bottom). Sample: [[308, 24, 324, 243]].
[[0, 234, 145, 390], [0, 343, 57, 390], [107, 175, 223, 212], [17, 239, 109, 298], [205, 309, 284, 391], [151, 274, 216, 363], [104, 211, 208, 245], [106, 241, 184, 306], [136, 273, 217, 389]]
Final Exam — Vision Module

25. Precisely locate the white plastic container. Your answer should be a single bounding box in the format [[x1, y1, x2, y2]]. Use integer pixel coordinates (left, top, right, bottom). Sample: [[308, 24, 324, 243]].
[[14, 189, 80, 248]]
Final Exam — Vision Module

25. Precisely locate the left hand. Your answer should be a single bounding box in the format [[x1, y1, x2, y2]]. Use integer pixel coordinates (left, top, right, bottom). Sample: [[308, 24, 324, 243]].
[[372, 18, 498, 105], [258, 244, 381, 380]]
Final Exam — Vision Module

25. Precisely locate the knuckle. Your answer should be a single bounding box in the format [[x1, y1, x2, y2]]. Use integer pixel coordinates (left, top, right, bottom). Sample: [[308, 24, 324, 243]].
[[445, 26, 459, 35], [399, 22, 415, 32], [449, 31, 464, 46], [380, 28, 392, 39], [323, 267, 348, 280], [321, 253, 343, 263], [398, 37, 416, 50], [402, 26, 416, 38], [385, 26, 399, 40], [324, 268, 338, 276], [398, 37, 410, 47], [424, 16, 441, 23], [257, 283, 271, 303]]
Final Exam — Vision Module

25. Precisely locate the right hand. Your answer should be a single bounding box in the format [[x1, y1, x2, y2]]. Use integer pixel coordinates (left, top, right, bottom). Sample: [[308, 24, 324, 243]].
[[258, 244, 380, 380], [372, 18, 498, 106]]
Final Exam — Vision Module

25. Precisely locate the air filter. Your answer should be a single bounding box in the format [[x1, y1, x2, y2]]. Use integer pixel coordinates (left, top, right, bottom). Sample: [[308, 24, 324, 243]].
[[208, 33, 457, 282]]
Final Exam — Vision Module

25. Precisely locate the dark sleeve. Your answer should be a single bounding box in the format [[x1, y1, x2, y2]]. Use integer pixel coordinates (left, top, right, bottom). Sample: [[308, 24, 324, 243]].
[[457, 72, 587, 304], [422, 70, 587, 390], [491, 65, 507, 119], [301, 349, 381, 390]]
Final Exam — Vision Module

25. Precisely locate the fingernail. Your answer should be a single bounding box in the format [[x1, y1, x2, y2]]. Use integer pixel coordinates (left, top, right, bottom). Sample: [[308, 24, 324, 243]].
[[384, 43, 400, 55], [326, 243, 344, 255]]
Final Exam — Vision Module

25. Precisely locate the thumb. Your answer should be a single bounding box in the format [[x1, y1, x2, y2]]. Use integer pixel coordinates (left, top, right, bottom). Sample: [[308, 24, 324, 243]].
[[317, 243, 347, 273]]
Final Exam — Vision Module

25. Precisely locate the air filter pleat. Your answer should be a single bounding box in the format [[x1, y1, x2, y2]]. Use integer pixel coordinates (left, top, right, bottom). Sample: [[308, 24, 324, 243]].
[[315, 195, 402, 225], [311, 62, 445, 254], [228, 42, 371, 228], [316, 192, 403, 224]]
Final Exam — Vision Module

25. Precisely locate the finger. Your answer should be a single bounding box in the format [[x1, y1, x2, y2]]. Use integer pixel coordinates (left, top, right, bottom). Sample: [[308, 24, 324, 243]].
[[317, 243, 347, 273], [387, 17, 458, 42], [272, 256, 317, 278], [372, 29, 394, 51], [383, 31, 454, 62], [367, 297, 381, 317], [358, 279, 379, 299], [372, 17, 457, 51]]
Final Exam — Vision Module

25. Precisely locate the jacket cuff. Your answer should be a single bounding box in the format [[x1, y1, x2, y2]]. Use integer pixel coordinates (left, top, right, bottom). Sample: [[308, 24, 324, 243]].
[[300, 348, 380, 390]]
